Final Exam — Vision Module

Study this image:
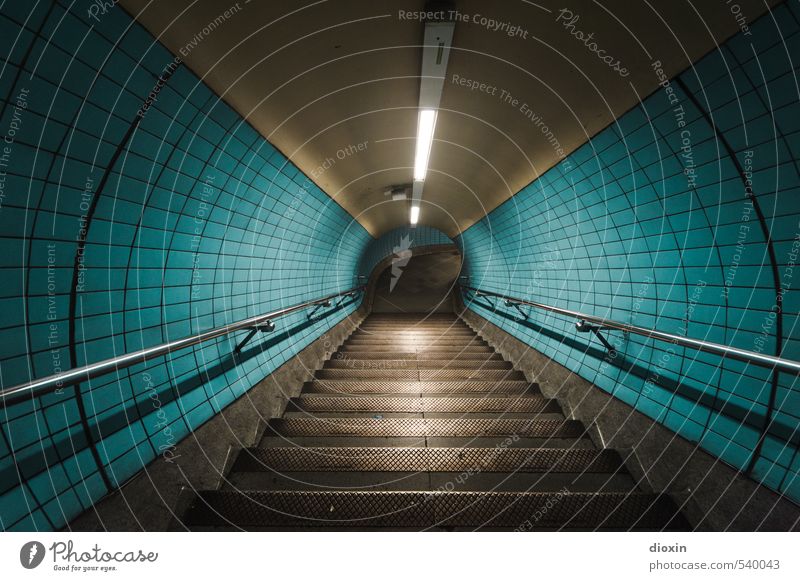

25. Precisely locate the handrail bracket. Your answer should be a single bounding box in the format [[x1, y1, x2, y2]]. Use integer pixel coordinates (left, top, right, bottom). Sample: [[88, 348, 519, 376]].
[[575, 320, 617, 358], [307, 301, 332, 319], [335, 290, 359, 307], [233, 321, 276, 355], [505, 300, 529, 320]]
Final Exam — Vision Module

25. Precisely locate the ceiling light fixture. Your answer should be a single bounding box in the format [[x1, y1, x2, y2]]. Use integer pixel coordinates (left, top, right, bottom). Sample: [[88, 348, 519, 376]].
[[410, 205, 420, 225], [409, 8, 455, 226], [413, 109, 437, 182]]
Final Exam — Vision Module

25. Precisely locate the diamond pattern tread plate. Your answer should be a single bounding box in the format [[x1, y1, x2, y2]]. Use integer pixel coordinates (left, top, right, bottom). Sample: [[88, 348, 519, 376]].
[[233, 447, 624, 473], [182, 490, 688, 530], [315, 369, 526, 380], [350, 333, 477, 339], [339, 345, 495, 353], [417, 352, 500, 360], [346, 343, 483, 348], [422, 369, 525, 380], [331, 351, 503, 360], [345, 339, 485, 345], [290, 396, 559, 413], [316, 369, 421, 380], [353, 326, 475, 331], [353, 333, 476, 338], [266, 418, 586, 438], [323, 360, 512, 370], [349, 331, 478, 335], [359, 317, 471, 331], [303, 380, 537, 395], [356, 325, 475, 335]]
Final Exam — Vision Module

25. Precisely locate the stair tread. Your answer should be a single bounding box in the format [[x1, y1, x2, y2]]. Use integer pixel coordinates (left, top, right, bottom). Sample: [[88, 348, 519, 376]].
[[289, 396, 559, 413], [333, 352, 503, 360], [233, 446, 625, 473], [177, 313, 687, 531], [340, 346, 496, 353], [315, 369, 526, 380], [303, 380, 538, 394], [324, 360, 512, 369], [346, 338, 484, 343], [225, 471, 637, 494], [266, 417, 588, 438], [181, 490, 689, 530], [350, 333, 477, 338]]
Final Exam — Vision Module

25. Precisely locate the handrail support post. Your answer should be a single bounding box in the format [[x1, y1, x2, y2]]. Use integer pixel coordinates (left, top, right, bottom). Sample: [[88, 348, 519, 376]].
[[505, 300, 528, 320], [335, 290, 359, 308], [233, 320, 276, 355], [307, 300, 332, 319], [576, 319, 617, 358]]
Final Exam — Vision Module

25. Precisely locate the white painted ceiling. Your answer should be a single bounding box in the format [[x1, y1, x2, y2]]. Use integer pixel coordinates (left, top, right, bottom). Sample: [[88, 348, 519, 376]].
[[121, 0, 778, 237]]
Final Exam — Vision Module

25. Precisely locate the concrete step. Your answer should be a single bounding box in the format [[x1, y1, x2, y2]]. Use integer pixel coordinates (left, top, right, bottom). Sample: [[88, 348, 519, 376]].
[[323, 359, 513, 370], [356, 326, 473, 329], [355, 330, 474, 336], [282, 412, 565, 420], [354, 323, 470, 327], [288, 396, 560, 414], [347, 332, 481, 343], [331, 351, 504, 360], [354, 325, 475, 335], [259, 435, 597, 449], [264, 418, 588, 439], [227, 447, 632, 492], [348, 337, 479, 345], [314, 369, 527, 381], [362, 315, 458, 321], [416, 352, 502, 360], [302, 380, 539, 395], [339, 345, 495, 353], [180, 490, 689, 530], [233, 446, 626, 474], [226, 470, 637, 493], [350, 332, 477, 339]]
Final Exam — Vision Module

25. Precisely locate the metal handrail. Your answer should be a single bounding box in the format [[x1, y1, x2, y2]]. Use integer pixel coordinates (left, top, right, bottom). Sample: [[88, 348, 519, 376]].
[[0, 286, 364, 404], [461, 286, 800, 375]]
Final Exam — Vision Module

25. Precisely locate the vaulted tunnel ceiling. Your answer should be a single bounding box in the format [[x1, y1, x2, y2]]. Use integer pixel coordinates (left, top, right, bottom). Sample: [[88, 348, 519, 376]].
[[120, 0, 779, 238]]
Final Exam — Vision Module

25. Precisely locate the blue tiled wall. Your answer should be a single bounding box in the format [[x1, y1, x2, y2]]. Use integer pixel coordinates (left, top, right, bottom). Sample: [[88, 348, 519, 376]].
[[358, 225, 455, 279], [0, 1, 370, 530], [459, 3, 800, 502]]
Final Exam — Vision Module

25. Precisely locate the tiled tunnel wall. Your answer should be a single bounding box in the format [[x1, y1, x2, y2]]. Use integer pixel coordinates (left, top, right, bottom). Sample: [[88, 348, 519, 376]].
[[0, 2, 371, 530], [459, 3, 800, 503], [2, 0, 800, 532], [358, 225, 455, 280]]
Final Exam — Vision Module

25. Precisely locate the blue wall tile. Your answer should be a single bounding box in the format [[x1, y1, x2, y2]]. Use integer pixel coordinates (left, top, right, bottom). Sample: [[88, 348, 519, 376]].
[[459, 3, 800, 503], [0, 1, 371, 530], [359, 225, 455, 280]]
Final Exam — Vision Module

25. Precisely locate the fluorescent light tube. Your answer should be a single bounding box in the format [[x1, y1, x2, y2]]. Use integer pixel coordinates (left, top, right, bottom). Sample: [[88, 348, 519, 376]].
[[410, 205, 420, 225], [413, 109, 437, 181]]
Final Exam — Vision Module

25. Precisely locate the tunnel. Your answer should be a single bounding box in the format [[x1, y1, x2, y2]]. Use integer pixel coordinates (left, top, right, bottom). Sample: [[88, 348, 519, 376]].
[[0, 0, 799, 535]]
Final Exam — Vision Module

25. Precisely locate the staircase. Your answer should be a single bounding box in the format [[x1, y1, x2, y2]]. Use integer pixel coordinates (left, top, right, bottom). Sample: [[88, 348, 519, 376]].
[[179, 313, 687, 530]]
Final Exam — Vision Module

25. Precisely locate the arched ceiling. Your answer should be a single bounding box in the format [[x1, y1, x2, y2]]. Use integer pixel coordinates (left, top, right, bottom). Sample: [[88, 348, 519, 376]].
[[120, 0, 779, 238]]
